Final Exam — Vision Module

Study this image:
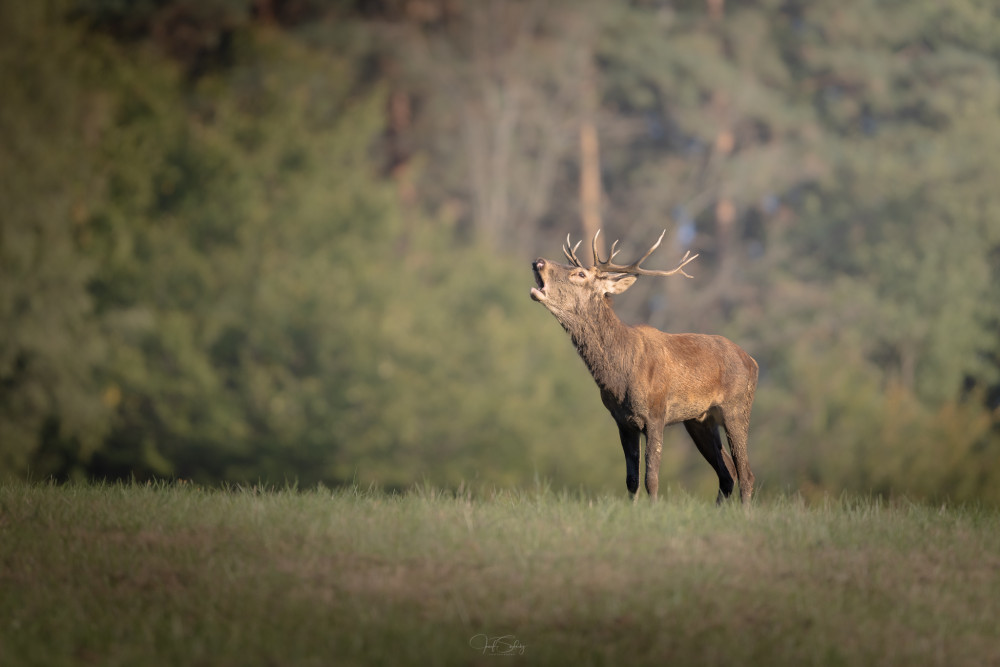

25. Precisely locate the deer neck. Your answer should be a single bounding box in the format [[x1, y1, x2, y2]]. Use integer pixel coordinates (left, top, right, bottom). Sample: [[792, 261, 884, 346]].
[[560, 298, 636, 400]]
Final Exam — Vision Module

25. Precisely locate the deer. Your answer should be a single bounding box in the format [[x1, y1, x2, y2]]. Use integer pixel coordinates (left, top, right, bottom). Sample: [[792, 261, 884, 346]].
[[530, 229, 758, 505]]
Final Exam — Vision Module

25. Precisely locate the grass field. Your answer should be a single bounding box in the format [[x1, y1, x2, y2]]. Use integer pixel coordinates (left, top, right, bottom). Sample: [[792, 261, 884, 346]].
[[1, 482, 999, 666]]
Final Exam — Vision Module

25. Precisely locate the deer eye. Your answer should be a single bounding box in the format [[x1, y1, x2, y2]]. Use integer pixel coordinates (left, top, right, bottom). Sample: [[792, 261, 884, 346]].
[[575, 271, 586, 278]]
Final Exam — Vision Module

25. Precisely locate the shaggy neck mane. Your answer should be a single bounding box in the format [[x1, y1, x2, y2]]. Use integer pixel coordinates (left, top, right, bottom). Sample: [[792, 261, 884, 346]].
[[556, 296, 636, 401]]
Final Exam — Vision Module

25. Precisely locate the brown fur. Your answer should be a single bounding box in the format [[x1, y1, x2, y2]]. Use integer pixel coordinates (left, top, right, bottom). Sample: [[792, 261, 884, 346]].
[[531, 256, 757, 504]]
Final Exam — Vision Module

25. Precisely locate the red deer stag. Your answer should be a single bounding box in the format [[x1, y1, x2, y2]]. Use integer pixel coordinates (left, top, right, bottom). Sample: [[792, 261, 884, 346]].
[[530, 230, 758, 504]]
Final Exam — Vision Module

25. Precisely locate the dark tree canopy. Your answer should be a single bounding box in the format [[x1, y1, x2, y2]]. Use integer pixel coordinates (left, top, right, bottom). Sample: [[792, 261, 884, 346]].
[[2, 0, 999, 503]]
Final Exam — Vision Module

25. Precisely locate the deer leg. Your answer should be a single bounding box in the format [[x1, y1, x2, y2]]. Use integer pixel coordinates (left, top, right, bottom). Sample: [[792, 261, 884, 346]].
[[684, 418, 735, 504], [721, 407, 755, 505], [643, 426, 664, 500], [617, 422, 641, 500]]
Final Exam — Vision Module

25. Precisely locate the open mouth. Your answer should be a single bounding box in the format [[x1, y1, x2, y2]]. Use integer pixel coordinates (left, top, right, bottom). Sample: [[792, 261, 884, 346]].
[[530, 264, 546, 301]]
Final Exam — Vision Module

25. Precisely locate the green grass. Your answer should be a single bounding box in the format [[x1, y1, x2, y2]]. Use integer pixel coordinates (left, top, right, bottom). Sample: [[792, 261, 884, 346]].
[[1, 482, 999, 666]]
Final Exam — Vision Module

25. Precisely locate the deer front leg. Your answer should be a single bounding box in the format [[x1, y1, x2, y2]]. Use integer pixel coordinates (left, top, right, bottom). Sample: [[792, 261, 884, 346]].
[[644, 426, 664, 500], [616, 422, 641, 500]]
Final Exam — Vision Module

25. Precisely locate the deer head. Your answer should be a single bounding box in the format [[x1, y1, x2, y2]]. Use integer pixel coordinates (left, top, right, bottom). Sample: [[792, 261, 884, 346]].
[[530, 229, 698, 320]]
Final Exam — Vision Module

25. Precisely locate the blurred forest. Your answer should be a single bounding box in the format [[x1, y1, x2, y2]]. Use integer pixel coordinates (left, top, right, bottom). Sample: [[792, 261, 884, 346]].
[[2, 0, 999, 503]]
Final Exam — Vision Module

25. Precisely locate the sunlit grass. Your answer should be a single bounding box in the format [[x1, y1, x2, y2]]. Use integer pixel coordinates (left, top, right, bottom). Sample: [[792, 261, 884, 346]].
[[1, 481, 998, 666]]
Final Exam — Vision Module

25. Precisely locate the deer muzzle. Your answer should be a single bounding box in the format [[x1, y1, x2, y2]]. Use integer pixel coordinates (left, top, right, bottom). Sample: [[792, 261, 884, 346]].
[[530, 259, 547, 301]]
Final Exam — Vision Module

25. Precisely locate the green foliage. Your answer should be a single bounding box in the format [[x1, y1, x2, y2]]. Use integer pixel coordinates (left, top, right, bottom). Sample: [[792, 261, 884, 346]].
[[0, 5, 617, 490], [1, 0, 999, 502], [0, 3, 109, 478]]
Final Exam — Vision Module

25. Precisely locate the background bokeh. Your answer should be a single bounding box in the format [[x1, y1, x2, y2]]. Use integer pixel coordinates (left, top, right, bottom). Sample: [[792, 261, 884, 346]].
[[2, 0, 999, 502]]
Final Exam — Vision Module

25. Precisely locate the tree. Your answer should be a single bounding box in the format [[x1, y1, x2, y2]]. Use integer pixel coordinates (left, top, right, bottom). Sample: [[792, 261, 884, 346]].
[[0, 3, 110, 479], [4, 0, 1000, 501]]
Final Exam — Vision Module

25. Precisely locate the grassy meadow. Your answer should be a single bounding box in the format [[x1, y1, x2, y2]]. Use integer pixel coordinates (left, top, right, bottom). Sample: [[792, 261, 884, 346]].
[[1, 482, 999, 666]]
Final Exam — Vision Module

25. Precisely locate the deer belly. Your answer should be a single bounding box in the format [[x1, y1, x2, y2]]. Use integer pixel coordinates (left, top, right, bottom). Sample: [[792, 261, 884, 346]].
[[659, 393, 721, 425], [694, 405, 723, 423]]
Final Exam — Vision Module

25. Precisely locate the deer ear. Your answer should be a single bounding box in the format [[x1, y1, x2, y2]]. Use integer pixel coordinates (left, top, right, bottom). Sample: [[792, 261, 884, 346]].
[[601, 274, 637, 295]]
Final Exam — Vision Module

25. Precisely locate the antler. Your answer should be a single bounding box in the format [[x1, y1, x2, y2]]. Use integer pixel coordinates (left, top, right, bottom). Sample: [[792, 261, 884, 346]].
[[563, 234, 584, 267], [593, 229, 699, 278]]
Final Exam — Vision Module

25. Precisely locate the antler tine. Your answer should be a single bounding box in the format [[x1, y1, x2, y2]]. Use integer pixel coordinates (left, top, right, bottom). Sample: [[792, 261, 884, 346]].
[[593, 228, 699, 279], [563, 234, 584, 267], [656, 249, 699, 278], [591, 229, 625, 266], [633, 229, 667, 267]]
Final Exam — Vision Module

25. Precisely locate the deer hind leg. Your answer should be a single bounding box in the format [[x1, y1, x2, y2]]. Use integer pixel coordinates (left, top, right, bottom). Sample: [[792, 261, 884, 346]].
[[684, 416, 735, 504], [616, 422, 641, 500], [720, 404, 755, 505]]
